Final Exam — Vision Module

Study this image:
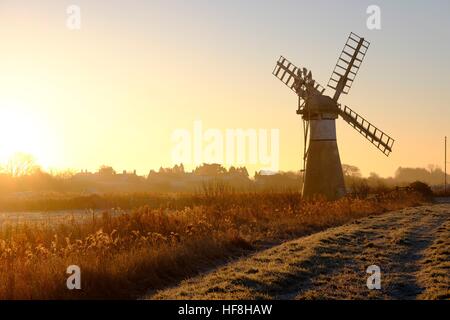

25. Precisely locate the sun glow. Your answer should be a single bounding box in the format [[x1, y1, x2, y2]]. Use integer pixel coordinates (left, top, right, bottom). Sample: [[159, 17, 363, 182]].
[[0, 99, 57, 168]]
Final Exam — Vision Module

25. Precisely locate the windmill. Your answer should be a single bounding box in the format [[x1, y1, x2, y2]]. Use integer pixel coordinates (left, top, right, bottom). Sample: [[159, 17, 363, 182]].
[[272, 32, 394, 200]]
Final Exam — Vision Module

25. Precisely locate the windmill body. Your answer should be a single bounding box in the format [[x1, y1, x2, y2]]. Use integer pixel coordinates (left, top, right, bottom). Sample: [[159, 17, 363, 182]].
[[273, 33, 395, 200], [302, 95, 345, 200]]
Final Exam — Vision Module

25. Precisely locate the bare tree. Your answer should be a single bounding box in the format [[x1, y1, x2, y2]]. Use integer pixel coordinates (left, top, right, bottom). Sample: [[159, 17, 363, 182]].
[[6, 153, 40, 177]]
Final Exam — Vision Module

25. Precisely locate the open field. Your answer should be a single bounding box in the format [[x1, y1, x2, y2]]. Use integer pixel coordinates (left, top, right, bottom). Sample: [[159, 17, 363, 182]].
[[0, 190, 425, 299], [151, 203, 450, 300]]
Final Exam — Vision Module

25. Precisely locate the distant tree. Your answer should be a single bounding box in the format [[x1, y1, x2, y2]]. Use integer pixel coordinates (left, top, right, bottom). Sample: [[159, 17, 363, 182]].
[[6, 153, 40, 177], [98, 165, 116, 176], [228, 166, 249, 177], [342, 164, 362, 177], [172, 164, 185, 174], [254, 170, 302, 191], [147, 169, 157, 179], [52, 169, 77, 179], [367, 172, 389, 192], [154, 164, 185, 176], [236, 167, 249, 177], [194, 163, 227, 176]]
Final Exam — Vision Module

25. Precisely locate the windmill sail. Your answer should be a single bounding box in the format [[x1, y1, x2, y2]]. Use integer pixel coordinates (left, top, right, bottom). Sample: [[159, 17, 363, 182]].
[[328, 33, 370, 101], [273, 56, 325, 99], [337, 104, 394, 156]]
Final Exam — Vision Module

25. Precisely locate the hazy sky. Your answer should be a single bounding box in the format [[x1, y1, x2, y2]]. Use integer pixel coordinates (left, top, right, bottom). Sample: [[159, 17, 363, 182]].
[[0, 0, 449, 177]]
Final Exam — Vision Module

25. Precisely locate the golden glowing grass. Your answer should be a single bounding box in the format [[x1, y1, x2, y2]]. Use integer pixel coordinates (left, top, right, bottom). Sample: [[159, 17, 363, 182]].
[[0, 190, 424, 299]]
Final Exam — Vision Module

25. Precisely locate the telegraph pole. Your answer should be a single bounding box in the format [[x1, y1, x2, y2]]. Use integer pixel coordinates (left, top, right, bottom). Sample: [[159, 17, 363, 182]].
[[445, 136, 447, 195]]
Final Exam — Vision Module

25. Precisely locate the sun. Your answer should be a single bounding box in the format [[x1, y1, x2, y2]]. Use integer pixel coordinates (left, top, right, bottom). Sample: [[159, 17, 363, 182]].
[[0, 99, 55, 167]]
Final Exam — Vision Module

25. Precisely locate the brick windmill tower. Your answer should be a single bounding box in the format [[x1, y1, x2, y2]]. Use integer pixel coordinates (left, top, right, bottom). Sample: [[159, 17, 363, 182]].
[[273, 32, 395, 200]]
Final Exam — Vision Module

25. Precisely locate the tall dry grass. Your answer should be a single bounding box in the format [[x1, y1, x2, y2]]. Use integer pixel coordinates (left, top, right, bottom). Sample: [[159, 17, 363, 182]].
[[0, 190, 424, 299]]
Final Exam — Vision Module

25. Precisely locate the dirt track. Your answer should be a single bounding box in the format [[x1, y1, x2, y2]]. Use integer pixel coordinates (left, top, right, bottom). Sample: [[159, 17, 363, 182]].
[[149, 204, 450, 300]]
